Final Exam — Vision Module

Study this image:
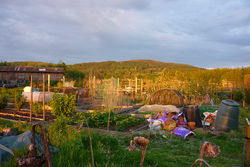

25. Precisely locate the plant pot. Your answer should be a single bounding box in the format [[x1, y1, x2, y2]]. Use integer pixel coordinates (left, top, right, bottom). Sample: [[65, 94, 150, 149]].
[[188, 122, 196, 130]]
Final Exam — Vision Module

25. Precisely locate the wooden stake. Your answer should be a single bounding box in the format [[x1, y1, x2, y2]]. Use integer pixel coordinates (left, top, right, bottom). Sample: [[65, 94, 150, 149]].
[[48, 74, 50, 92], [135, 77, 138, 95], [140, 147, 147, 167], [117, 78, 120, 89], [30, 75, 33, 122], [63, 75, 65, 94], [141, 79, 143, 95], [93, 76, 96, 97], [88, 76, 91, 97], [43, 74, 46, 121], [88, 76, 91, 89]]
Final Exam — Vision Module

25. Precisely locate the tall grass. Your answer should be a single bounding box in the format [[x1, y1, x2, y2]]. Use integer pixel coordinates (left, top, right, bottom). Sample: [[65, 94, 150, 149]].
[[52, 132, 156, 167]]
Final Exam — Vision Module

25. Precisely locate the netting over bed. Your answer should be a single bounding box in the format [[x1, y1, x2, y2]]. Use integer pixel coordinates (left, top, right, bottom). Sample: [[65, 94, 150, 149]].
[[148, 89, 184, 106]]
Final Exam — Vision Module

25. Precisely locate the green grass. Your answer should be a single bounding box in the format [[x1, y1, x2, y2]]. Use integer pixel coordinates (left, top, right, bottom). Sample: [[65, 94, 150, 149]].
[[2, 148, 28, 167], [145, 133, 243, 167], [0, 119, 31, 133], [1, 107, 249, 167]]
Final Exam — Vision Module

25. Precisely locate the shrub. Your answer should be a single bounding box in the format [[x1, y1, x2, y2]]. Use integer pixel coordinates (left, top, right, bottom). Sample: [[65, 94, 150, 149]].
[[0, 87, 14, 99], [32, 102, 43, 115], [212, 95, 222, 105], [14, 90, 26, 111], [217, 92, 230, 100], [0, 94, 8, 109], [233, 90, 243, 101], [246, 89, 250, 104], [50, 94, 76, 117], [47, 116, 72, 146]]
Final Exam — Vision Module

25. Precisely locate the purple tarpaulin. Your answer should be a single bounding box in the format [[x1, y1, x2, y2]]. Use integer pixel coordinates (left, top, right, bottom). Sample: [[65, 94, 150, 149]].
[[173, 127, 194, 139]]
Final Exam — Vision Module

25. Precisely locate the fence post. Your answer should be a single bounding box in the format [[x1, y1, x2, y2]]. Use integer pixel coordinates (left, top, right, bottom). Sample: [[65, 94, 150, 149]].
[[48, 74, 50, 92], [43, 74, 46, 121], [30, 75, 33, 122], [135, 77, 138, 95]]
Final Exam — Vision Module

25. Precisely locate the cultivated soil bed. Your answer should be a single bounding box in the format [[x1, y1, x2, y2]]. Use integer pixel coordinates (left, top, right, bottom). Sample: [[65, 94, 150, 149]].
[[0, 109, 55, 122]]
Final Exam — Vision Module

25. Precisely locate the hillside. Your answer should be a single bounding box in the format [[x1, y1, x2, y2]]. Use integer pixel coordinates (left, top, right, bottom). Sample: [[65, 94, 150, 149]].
[[70, 59, 203, 78], [7, 61, 56, 67], [3, 59, 203, 79]]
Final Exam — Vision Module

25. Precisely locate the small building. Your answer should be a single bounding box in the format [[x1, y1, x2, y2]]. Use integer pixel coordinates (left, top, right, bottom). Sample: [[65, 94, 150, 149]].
[[0, 66, 64, 85]]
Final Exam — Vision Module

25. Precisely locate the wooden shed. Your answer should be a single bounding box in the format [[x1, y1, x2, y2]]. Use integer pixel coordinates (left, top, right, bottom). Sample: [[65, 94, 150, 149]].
[[0, 66, 64, 81]]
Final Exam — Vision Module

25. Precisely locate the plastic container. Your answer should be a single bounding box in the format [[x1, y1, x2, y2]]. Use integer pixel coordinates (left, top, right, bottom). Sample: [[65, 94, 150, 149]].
[[183, 105, 202, 127], [188, 122, 196, 130], [247, 125, 250, 139], [215, 100, 240, 131]]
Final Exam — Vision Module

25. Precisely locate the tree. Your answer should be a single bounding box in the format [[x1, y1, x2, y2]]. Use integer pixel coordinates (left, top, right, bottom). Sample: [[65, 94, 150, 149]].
[[0, 61, 9, 66], [65, 69, 85, 87]]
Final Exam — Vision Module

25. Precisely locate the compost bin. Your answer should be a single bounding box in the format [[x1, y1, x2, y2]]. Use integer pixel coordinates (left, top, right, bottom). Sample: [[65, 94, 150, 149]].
[[215, 100, 240, 131]]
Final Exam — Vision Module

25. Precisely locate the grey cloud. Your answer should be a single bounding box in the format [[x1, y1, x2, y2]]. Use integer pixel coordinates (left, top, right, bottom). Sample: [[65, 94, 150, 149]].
[[0, 0, 249, 68], [152, 0, 250, 45]]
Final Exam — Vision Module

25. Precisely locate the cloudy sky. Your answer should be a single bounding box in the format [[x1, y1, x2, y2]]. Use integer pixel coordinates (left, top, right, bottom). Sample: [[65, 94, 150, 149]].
[[0, 0, 250, 68]]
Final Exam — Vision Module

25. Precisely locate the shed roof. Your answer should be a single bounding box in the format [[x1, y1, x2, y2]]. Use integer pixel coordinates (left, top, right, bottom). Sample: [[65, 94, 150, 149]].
[[0, 66, 65, 73]]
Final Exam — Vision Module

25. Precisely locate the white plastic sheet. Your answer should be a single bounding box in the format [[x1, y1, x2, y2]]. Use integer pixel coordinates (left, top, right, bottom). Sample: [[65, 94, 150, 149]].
[[138, 104, 180, 113], [22, 92, 54, 102]]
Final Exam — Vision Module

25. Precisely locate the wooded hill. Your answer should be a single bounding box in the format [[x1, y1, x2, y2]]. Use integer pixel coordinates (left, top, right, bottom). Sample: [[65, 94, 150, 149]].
[[70, 59, 202, 79], [2, 60, 202, 79], [2, 60, 250, 102]]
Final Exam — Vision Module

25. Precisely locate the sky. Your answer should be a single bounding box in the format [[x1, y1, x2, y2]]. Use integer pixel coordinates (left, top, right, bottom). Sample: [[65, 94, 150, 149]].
[[0, 0, 250, 68]]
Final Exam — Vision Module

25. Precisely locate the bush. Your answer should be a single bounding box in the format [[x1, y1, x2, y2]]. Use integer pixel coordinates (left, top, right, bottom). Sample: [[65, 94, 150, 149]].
[[212, 95, 222, 105], [0, 87, 14, 99], [32, 103, 43, 115], [233, 90, 243, 101], [47, 116, 70, 146], [65, 69, 85, 87], [246, 89, 250, 104], [50, 94, 76, 117], [0, 94, 8, 109], [217, 92, 230, 100], [14, 90, 26, 111]]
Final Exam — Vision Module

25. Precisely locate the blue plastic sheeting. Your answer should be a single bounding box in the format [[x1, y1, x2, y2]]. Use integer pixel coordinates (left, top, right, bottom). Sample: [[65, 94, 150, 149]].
[[0, 131, 32, 162]]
